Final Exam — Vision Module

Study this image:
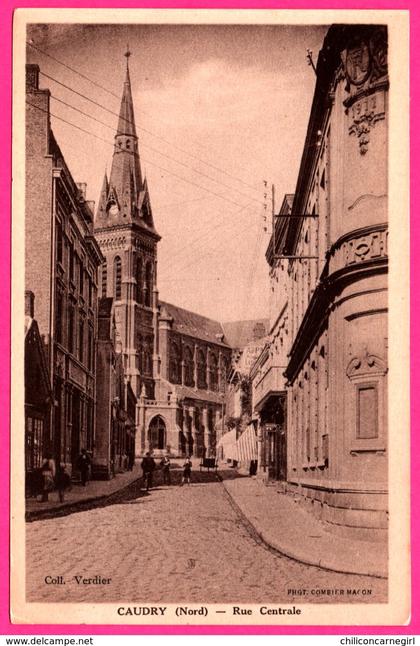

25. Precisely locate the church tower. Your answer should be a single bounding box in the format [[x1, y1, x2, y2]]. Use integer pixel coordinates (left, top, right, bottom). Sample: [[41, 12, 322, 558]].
[[94, 50, 160, 406]]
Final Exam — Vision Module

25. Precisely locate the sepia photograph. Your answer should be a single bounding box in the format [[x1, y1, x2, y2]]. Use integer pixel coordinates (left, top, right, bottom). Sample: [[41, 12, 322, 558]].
[[10, 8, 410, 626]]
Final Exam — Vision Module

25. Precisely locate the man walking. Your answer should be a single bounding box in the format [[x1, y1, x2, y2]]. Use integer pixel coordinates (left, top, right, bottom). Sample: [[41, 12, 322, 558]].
[[141, 452, 156, 491], [77, 449, 91, 486]]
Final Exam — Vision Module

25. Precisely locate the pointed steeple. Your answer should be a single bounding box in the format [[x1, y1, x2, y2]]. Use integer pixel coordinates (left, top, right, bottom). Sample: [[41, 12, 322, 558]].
[[96, 169, 109, 218], [117, 49, 137, 138], [94, 51, 159, 239]]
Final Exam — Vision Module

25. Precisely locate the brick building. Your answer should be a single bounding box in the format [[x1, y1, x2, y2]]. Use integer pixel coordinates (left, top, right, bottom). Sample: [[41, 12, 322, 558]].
[[24, 291, 52, 486], [25, 64, 103, 473]]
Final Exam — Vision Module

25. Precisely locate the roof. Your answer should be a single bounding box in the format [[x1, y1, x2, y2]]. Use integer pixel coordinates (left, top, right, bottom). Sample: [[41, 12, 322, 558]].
[[159, 301, 229, 347], [221, 319, 269, 350]]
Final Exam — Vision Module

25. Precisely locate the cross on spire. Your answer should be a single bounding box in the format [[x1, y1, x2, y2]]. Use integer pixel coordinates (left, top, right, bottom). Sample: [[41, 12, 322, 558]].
[[124, 45, 131, 70]]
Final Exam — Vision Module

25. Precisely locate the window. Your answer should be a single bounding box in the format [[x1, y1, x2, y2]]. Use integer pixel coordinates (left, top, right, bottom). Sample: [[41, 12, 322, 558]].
[[169, 342, 181, 384], [144, 338, 152, 375], [79, 258, 84, 295], [87, 326, 93, 371], [69, 244, 74, 282], [184, 346, 194, 387], [88, 275, 93, 307], [78, 318, 84, 363], [56, 220, 63, 264], [357, 384, 378, 439], [136, 257, 143, 303], [145, 262, 152, 307], [55, 292, 63, 344], [68, 307, 74, 354], [197, 350, 207, 389], [114, 256, 122, 300], [25, 416, 44, 471], [101, 262, 107, 298], [209, 352, 218, 391]]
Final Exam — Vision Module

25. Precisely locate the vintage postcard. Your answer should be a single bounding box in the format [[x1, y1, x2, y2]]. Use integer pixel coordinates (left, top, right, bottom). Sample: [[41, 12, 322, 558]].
[[10, 8, 410, 627]]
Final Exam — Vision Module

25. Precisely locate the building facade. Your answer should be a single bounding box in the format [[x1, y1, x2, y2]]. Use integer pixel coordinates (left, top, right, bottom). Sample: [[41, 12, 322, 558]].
[[251, 195, 293, 483], [275, 25, 388, 537], [24, 291, 52, 490], [26, 64, 104, 474], [94, 297, 136, 478]]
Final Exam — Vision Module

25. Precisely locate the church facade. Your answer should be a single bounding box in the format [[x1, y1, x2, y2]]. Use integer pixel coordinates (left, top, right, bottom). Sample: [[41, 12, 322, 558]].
[[93, 55, 265, 459]]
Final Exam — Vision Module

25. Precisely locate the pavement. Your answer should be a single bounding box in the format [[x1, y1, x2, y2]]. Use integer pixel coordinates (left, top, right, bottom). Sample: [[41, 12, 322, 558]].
[[218, 473, 387, 580], [26, 461, 387, 580], [25, 463, 144, 521]]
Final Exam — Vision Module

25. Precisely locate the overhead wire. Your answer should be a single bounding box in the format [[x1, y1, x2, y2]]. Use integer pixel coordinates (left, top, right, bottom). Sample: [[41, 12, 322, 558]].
[[29, 53, 264, 199], [43, 74, 263, 206], [26, 100, 258, 212]]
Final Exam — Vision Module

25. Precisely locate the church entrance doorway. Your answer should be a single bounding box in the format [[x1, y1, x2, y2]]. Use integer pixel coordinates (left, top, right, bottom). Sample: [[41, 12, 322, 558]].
[[148, 416, 167, 452]]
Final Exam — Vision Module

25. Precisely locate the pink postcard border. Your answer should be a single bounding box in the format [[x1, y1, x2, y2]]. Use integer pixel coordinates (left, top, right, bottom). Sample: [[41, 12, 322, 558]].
[[1, 0, 418, 635]]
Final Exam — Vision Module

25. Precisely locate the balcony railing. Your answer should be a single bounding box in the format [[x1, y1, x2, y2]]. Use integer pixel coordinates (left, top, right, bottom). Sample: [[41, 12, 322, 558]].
[[253, 364, 286, 410]]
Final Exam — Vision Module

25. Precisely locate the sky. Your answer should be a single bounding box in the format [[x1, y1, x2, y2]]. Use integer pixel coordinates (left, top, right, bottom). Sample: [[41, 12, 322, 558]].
[[26, 22, 327, 322]]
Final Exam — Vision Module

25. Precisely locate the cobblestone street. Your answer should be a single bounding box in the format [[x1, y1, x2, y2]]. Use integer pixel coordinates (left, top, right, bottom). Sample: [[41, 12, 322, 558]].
[[26, 472, 387, 604]]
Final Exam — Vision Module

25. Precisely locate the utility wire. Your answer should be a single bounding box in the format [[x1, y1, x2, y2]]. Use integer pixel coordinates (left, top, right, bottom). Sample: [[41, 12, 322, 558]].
[[27, 40, 120, 99], [35, 66, 264, 200], [45, 77, 263, 206], [26, 100, 256, 212]]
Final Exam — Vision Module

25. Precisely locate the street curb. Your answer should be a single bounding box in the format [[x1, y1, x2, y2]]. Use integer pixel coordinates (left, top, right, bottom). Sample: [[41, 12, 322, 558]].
[[218, 476, 388, 580], [25, 476, 144, 522]]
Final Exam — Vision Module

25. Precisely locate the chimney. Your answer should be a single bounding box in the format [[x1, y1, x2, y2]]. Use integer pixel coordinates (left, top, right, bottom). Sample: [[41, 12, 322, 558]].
[[25, 290, 35, 318], [26, 64, 40, 91], [77, 182, 87, 200]]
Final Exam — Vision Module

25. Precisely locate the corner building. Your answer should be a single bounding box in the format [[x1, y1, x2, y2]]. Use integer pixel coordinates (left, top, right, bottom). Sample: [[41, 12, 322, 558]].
[[283, 25, 389, 538]]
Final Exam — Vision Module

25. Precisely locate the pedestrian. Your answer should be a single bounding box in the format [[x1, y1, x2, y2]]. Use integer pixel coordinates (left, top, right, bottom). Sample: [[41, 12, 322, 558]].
[[141, 452, 156, 491], [40, 454, 56, 502], [55, 463, 72, 502], [77, 449, 91, 486], [181, 456, 192, 486], [160, 456, 171, 485]]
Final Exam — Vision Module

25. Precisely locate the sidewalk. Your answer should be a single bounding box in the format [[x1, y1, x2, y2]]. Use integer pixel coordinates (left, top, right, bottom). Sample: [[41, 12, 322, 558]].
[[219, 474, 388, 579], [26, 464, 143, 521]]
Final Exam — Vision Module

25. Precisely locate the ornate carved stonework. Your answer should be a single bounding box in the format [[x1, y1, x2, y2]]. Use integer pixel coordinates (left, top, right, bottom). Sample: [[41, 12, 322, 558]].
[[348, 91, 386, 155], [346, 351, 387, 378], [341, 27, 388, 155], [341, 27, 388, 95], [330, 225, 388, 274], [97, 235, 126, 251]]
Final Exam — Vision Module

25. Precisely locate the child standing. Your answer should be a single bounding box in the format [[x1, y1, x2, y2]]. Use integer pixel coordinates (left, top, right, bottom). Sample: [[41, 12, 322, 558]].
[[181, 456, 192, 486]]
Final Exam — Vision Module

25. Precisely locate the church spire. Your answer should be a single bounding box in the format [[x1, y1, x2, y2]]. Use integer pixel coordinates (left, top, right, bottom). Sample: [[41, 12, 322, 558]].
[[117, 47, 137, 138], [94, 50, 159, 239]]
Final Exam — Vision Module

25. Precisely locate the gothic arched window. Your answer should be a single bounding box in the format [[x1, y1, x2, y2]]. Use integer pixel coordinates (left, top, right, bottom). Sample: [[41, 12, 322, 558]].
[[197, 349, 207, 389], [114, 256, 122, 300], [209, 352, 218, 391], [184, 346, 194, 387], [136, 257, 143, 304], [145, 262, 152, 307], [220, 356, 229, 393], [144, 337, 153, 376], [169, 341, 181, 384], [101, 261, 107, 298]]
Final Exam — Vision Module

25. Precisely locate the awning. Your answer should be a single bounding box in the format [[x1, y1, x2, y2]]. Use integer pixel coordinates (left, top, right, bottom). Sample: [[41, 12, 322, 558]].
[[236, 425, 258, 461]]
